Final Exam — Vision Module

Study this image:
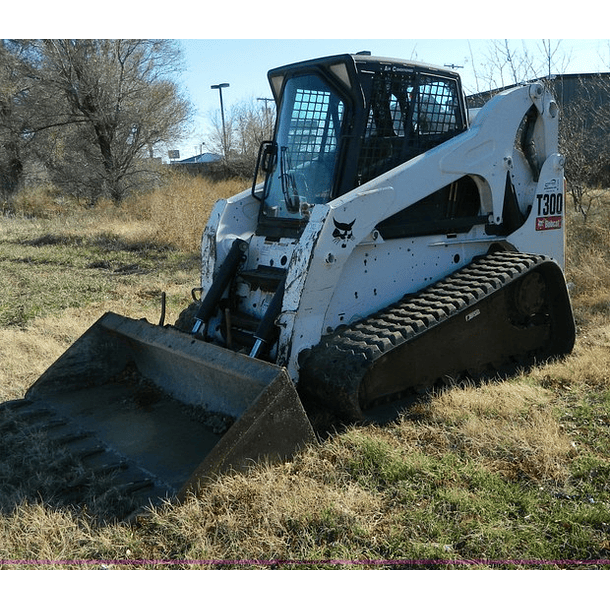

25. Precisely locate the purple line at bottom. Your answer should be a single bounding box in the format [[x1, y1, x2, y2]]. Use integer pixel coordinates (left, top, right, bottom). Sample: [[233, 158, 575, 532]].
[[1, 558, 609, 567]]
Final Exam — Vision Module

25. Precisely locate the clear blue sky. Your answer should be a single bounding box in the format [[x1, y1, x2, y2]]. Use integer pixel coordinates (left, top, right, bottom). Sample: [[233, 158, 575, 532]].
[[175, 39, 610, 160]]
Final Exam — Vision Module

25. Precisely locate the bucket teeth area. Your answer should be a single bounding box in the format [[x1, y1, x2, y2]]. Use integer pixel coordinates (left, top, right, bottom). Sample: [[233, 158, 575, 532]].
[[0, 397, 176, 521], [0, 316, 315, 521]]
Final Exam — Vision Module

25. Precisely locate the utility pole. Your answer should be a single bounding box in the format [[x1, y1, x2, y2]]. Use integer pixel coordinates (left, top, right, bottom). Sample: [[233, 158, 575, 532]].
[[257, 97, 274, 112], [257, 97, 275, 139]]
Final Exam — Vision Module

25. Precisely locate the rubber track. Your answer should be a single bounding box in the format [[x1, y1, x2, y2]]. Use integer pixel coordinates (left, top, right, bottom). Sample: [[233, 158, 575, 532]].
[[298, 250, 557, 417]]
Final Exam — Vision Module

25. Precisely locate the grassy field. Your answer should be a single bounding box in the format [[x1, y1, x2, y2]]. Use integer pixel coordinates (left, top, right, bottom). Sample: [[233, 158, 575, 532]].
[[1, 174, 609, 571]]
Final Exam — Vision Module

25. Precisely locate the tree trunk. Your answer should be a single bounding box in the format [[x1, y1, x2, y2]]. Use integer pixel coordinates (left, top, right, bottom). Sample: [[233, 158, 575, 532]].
[[0, 141, 23, 199]]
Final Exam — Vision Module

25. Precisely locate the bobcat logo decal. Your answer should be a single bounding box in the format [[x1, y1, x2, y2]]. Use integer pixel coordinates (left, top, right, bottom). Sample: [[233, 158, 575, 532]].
[[332, 218, 355, 248]]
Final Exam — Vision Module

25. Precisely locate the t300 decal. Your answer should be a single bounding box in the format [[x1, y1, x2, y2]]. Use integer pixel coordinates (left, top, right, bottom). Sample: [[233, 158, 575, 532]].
[[535, 181, 563, 231]]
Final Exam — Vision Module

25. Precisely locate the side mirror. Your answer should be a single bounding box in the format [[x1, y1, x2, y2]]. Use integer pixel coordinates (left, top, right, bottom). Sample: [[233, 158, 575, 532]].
[[261, 141, 277, 173], [252, 141, 277, 201]]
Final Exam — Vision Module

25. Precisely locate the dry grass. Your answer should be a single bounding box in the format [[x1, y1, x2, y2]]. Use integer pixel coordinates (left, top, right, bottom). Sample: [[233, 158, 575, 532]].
[[409, 380, 575, 483], [565, 192, 610, 329], [0, 173, 234, 400], [152, 446, 386, 564], [1, 177, 610, 568], [137, 173, 250, 251], [5, 172, 250, 254], [0, 305, 134, 402]]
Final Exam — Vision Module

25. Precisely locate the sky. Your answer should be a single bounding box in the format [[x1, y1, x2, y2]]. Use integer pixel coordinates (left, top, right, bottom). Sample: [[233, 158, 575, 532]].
[[175, 38, 610, 160]]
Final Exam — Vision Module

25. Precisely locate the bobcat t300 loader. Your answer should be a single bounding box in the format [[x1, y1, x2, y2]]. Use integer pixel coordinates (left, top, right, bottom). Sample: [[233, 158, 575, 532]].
[[1, 53, 575, 519]]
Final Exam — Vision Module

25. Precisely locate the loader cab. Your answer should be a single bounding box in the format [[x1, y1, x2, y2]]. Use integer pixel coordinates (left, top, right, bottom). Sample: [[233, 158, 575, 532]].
[[252, 54, 468, 237], [252, 55, 360, 237]]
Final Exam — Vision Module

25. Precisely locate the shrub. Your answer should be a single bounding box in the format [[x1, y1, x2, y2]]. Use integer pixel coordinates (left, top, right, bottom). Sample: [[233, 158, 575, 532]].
[[141, 171, 250, 251]]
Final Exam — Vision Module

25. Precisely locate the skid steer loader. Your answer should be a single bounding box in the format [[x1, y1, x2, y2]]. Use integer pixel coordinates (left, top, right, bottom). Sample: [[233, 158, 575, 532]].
[[1, 53, 575, 520]]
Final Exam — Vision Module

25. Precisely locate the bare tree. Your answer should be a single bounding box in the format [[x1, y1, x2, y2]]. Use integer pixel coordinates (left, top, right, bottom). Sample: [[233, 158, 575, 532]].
[[538, 39, 571, 79], [4, 39, 192, 204], [233, 99, 274, 158], [206, 97, 275, 175], [0, 40, 36, 202], [45, 39, 192, 202], [559, 74, 610, 221], [470, 39, 571, 92], [206, 107, 235, 159], [470, 40, 535, 91]]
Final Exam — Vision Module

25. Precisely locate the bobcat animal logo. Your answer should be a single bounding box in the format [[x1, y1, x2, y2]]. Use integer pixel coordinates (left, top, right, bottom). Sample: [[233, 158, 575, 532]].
[[332, 218, 355, 248]]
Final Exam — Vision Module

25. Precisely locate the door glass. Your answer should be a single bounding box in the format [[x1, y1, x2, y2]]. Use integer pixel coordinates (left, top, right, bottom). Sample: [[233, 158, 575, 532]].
[[263, 73, 345, 220]]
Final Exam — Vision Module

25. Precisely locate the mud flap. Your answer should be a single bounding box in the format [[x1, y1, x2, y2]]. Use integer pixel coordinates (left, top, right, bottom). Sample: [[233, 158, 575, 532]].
[[19, 312, 316, 514]]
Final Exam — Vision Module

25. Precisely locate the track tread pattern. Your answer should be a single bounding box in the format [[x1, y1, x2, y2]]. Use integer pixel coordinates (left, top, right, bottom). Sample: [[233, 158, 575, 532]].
[[298, 251, 553, 417]]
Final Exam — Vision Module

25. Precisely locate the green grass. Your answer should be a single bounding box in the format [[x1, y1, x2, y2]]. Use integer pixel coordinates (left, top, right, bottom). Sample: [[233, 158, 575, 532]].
[[329, 426, 610, 565], [0, 221, 199, 328]]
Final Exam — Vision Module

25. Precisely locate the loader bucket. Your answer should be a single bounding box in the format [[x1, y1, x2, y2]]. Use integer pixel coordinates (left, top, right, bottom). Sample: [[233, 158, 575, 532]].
[[9, 312, 316, 520]]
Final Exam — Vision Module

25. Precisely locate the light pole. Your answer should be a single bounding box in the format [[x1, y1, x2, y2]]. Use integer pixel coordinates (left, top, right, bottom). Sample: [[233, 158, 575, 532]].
[[211, 83, 230, 158]]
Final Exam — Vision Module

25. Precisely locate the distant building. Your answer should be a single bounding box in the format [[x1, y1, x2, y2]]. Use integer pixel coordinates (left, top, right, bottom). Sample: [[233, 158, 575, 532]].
[[467, 72, 610, 113], [174, 152, 222, 164], [170, 151, 225, 178]]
